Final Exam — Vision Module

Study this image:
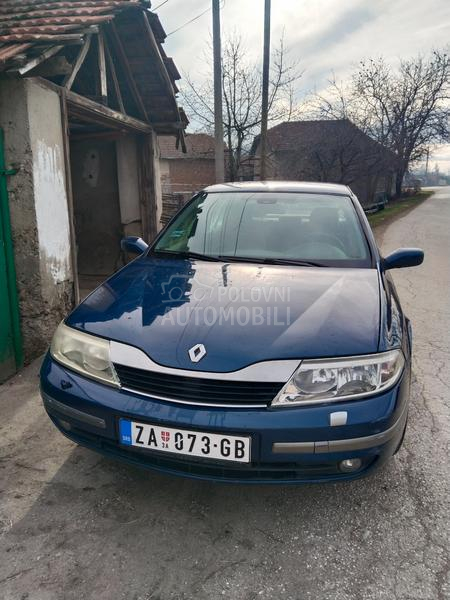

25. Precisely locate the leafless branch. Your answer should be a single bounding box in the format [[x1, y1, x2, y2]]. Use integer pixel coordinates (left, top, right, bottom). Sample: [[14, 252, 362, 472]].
[[180, 32, 302, 180]]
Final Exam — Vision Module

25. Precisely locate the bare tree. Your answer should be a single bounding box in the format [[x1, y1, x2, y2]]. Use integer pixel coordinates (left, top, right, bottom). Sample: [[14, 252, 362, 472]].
[[312, 50, 450, 196], [181, 34, 302, 181], [312, 74, 360, 123], [354, 51, 450, 195], [307, 76, 393, 201]]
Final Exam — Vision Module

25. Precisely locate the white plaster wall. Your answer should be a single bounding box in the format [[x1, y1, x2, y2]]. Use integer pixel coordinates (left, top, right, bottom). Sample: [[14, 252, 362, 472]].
[[159, 158, 171, 193], [116, 136, 141, 225], [153, 132, 163, 231], [27, 80, 72, 288], [117, 132, 164, 236]]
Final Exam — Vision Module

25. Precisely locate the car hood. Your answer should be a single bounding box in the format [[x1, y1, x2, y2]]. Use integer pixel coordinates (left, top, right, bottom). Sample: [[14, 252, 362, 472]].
[[67, 256, 381, 372]]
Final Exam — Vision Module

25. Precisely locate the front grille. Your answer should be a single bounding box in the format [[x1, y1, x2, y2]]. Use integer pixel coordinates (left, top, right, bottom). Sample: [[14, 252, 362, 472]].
[[114, 364, 283, 406]]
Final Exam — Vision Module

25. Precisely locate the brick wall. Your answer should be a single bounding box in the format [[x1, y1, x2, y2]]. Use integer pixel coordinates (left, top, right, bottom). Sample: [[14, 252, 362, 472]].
[[162, 158, 216, 194], [159, 157, 216, 225]]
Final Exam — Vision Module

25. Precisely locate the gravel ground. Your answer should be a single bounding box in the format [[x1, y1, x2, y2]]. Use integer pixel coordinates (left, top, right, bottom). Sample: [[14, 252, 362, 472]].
[[0, 188, 449, 600]]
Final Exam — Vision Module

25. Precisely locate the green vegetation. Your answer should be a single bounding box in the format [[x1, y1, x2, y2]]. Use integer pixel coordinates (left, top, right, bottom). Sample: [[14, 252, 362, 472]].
[[367, 191, 433, 229]]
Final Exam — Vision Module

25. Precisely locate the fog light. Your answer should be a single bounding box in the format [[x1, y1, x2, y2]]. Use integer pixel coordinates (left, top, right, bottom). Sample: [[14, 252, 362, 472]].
[[339, 458, 362, 473]]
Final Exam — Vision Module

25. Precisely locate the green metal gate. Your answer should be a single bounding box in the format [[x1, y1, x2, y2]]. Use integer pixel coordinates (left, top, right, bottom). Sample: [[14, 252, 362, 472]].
[[0, 128, 22, 382]]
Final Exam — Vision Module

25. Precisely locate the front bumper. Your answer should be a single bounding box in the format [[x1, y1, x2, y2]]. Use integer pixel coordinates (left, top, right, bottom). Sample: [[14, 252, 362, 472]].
[[40, 354, 410, 484]]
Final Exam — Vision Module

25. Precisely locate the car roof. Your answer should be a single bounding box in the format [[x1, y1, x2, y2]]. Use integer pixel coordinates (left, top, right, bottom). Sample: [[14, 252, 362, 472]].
[[203, 181, 352, 195]]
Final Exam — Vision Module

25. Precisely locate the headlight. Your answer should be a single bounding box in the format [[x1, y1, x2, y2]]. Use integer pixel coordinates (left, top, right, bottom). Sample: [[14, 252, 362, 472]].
[[50, 322, 119, 387], [272, 350, 405, 407]]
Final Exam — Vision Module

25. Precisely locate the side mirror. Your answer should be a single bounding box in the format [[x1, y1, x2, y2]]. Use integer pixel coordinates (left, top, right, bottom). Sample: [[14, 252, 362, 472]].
[[121, 236, 148, 256], [383, 248, 424, 270]]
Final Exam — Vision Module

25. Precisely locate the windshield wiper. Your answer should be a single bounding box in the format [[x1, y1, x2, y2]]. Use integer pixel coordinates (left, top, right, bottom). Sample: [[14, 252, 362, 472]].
[[217, 255, 265, 264], [217, 255, 326, 267], [260, 258, 327, 267], [152, 250, 221, 262], [154, 251, 326, 267]]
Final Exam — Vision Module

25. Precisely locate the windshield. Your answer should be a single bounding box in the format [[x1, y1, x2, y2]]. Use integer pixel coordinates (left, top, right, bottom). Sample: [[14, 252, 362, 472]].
[[153, 191, 371, 267]]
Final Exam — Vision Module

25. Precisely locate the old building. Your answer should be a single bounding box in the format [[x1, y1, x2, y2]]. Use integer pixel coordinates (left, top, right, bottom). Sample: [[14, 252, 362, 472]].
[[249, 120, 395, 208], [159, 133, 216, 195], [158, 133, 216, 224], [0, 0, 186, 380]]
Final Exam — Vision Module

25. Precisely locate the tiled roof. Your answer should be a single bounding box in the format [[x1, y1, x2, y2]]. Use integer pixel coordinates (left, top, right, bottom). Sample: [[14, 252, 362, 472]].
[[159, 133, 216, 159], [251, 119, 394, 159], [266, 120, 360, 151], [0, 0, 187, 133], [0, 1, 142, 57]]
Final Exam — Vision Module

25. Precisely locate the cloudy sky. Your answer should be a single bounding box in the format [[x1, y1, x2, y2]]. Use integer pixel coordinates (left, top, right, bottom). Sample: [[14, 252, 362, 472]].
[[155, 0, 450, 171]]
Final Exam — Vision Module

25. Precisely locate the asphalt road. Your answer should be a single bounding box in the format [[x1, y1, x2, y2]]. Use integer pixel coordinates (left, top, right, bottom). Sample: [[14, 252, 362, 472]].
[[1, 188, 449, 600]]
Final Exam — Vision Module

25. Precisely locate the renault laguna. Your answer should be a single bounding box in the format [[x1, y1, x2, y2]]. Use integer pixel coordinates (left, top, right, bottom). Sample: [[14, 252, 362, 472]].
[[40, 182, 424, 483]]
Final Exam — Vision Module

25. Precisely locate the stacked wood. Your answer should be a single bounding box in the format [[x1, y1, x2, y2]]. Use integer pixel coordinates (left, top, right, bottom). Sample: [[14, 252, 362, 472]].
[[160, 193, 190, 225]]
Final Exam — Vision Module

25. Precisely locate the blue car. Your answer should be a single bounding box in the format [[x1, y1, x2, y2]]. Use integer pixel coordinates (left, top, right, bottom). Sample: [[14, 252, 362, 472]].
[[40, 182, 424, 483]]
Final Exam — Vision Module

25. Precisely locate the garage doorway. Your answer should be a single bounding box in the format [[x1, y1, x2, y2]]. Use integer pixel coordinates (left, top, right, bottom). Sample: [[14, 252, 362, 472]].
[[64, 95, 160, 302], [70, 137, 124, 298]]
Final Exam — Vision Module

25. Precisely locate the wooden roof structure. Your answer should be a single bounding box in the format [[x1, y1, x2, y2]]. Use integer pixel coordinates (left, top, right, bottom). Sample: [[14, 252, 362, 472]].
[[0, 0, 187, 141]]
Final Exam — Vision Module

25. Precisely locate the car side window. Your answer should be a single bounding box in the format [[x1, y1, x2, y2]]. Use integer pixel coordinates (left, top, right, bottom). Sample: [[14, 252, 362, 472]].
[[155, 194, 206, 252]]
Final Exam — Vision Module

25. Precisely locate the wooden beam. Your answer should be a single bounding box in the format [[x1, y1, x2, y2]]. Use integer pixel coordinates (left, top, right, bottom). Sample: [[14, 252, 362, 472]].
[[34, 75, 62, 94], [63, 33, 91, 90], [137, 133, 157, 241], [141, 13, 186, 149], [104, 35, 125, 113], [29, 55, 72, 77], [107, 21, 148, 121], [5, 53, 28, 68], [13, 44, 63, 74], [177, 130, 187, 154], [70, 130, 128, 141], [0, 33, 84, 43], [65, 89, 152, 133], [97, 31, 107, 105], [141, 13, 174, 97], [0, 42, 32, 65]]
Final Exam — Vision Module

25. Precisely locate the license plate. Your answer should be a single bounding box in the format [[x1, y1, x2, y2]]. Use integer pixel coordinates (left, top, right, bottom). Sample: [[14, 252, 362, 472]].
[[119, 419, 251, 463]]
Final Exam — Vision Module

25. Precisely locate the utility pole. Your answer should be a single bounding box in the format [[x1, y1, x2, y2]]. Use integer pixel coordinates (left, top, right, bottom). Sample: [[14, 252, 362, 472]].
[[424, 147, 430, 185], [259, 0, 271, 181], [212, 0, 225, 183]]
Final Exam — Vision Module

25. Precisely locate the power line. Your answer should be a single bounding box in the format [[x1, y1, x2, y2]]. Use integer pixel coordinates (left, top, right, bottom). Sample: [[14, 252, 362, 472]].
[[152, 0, 170, 10], [166, 1, 224, 37], [166, 5, 212, 37]]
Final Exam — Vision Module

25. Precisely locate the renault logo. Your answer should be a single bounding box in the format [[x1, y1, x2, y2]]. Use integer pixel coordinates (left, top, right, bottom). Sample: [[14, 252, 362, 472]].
[[188, 343, 206, 363]]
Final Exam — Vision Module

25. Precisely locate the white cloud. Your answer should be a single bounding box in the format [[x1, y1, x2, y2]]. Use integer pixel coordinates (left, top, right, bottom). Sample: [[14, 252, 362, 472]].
[[156, 0, 450, 168]]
